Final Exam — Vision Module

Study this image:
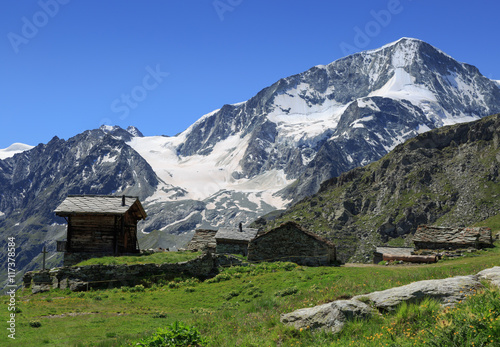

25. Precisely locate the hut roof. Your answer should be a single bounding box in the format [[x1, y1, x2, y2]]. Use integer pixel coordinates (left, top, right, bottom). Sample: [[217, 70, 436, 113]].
[[374, 247, 414, 256], [413, 225, 492, 245], [54, 195, 147, 219], [256, 221, 335, 248], [215, 227, 258, 242]]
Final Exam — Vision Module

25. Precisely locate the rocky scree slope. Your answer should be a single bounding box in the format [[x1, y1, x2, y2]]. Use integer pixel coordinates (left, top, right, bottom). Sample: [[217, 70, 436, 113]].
[[259, 114, 500, 263]]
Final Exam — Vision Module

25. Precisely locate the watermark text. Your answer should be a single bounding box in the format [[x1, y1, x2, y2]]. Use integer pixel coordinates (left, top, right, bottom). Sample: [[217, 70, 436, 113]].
[[7, 0, 71, 54], [6, 237, 16, 340]]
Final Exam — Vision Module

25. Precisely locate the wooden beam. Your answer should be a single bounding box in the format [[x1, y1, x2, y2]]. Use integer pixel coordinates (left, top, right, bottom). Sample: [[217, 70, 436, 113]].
[[382, 254, 437, 263]]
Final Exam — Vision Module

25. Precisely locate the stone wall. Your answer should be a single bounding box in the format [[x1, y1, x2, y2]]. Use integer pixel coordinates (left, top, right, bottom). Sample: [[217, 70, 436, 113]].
[[248, 222, 336, 266], [186, 229, 217, 252], [216, 241, 249, 256], [23, 252, 219, 293]]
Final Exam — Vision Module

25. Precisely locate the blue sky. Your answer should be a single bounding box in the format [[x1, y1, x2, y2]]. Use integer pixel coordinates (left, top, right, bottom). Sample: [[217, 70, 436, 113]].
[[1, 0, 500, 148]]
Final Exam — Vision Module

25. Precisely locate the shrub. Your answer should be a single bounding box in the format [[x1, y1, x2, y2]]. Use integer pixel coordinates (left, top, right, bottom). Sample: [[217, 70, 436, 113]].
[[130, 284, 145, 293], [29, 321, 42, 328], [224, 290, 239, 300], [135, 321, 207, 346], [167, 281, 179, 289], [152, 311, 168, 319], [274, 286, 299, 297], [205, 273, 232, 283]]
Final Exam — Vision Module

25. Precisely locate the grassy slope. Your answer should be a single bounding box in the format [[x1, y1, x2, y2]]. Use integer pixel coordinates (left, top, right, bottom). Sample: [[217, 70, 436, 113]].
[[74, 251, 202, 266], [3, 243, 500, 346]]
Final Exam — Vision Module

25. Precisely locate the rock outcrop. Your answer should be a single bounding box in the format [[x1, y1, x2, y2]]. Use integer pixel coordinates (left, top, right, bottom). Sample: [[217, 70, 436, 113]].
[[281, 267, 500, 334]]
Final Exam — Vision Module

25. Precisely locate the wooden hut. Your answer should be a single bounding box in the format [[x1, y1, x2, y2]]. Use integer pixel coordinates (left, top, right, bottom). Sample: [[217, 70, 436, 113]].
[[55, 195, 147, 265]]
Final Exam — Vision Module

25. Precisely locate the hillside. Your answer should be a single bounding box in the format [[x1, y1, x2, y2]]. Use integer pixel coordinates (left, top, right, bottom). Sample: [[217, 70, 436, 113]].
[[258, 114, 500, 262], [4, 245, 500, 346]]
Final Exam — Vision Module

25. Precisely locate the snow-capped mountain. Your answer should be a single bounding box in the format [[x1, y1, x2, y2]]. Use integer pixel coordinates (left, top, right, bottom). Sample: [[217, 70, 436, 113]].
[[131, 37, 500, 235], [1, 38, 500, 280]]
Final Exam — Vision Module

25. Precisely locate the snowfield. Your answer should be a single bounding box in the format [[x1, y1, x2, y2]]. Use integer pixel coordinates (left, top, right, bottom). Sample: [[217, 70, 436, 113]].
[[0, 143, 34, 160]]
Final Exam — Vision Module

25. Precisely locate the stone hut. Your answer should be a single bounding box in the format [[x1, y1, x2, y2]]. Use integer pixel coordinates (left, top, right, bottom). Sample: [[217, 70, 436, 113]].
[[215, 223, 258, 256], [54, 195, 147, 266], [247, 221, 336, 266], [187, 229, 217, 252], [413, 225, 493, 250]]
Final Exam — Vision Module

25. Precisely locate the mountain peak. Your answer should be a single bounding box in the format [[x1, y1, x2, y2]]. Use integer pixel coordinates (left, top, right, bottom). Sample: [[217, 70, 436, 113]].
[[99, 125, 143, 138], [126, 126, 144, 137]]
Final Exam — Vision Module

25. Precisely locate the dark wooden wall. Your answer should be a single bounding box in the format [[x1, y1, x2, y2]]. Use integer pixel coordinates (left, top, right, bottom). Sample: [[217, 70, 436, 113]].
[[67, 213, 139, 254]]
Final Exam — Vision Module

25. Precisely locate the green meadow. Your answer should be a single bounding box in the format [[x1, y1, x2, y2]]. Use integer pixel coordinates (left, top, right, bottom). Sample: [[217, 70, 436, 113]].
[[2, 242, 500, 346]]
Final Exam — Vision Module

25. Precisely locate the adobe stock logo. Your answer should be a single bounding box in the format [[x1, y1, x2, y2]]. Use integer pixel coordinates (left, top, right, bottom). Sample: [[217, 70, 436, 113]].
[[213, 0, 243, 21], [339, 0, 405, 56], [110, 64, 169, 120], [7, 0, 70, 54]]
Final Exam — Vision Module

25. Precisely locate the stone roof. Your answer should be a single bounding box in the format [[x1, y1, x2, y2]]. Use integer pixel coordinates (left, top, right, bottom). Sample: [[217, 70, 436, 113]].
[[413, 225, 492, 246], [54, 195, 147, 219], [374, 247, 414, 256], [257, 221, 335, 248], [215, 227, 258, 242]]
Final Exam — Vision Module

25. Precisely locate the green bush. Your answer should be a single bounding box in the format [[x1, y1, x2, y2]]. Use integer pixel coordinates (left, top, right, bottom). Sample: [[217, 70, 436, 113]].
[[223, 290, 239, 300], [135, 321, 207, 346], [29, 321, 42, 328], [274, 286, 298, 297], [205, 273, 232, 283], [130, 284, 145, 293]]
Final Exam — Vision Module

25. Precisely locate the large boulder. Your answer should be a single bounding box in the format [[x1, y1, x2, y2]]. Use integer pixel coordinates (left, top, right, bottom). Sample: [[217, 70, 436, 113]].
[[352, 275, 480, 310], [281, 299, 374, 333], [477, 266, 500, 288], [281, 272, 484, 334]]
